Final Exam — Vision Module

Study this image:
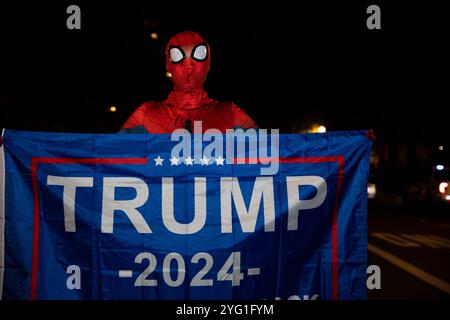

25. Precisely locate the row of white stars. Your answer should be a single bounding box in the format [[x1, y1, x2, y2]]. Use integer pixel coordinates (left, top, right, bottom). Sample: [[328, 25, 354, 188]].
[[154, 156, 226, 166]]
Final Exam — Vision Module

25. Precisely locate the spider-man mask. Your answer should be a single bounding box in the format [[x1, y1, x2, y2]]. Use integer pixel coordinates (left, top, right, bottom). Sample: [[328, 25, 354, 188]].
[[166, 31, 210, 92]]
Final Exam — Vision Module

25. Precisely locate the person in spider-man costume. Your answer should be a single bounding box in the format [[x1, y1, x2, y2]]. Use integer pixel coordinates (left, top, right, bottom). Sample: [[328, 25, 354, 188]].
[[119, 31, 257, 133]]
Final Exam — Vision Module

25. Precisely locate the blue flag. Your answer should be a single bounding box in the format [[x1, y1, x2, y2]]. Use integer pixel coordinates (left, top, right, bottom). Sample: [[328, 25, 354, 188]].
[[0, 129, 371, 300]]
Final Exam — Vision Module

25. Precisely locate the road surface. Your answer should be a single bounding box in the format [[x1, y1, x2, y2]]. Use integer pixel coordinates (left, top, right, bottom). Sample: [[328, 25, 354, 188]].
[[367, 204, 450, 299]]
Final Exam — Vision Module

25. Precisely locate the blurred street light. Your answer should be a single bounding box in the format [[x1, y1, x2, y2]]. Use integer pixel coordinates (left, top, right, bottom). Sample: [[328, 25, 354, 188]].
[[368, 183, 377, 199], [108, 106, 117, 113], [439, 182, 448, 194], [309, 125, 327, 133], [150, 32, 158, 40], [317, 125, 327, 133], [166, 72, 172, 79], [439, 145, 444, 151], [300, 124, 328, 134], [436, 164, 444, 171]]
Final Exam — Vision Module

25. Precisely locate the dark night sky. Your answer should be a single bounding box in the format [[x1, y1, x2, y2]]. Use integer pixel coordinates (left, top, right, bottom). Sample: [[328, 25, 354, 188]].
[[0, 1, 447, 147]]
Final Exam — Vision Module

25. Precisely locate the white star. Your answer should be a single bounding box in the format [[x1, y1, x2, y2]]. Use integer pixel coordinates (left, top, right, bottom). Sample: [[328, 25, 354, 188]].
[[200, 156, 210, 166], [170, 156, 180, 166], [184, 156, 194, 166], [215, 156, 225, 165], [154, 156, 164, 166]]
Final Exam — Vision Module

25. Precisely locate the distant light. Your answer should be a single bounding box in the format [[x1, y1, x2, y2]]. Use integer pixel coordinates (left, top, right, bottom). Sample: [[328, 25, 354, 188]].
[[439, 182, 448, 194], [150, 32, 158, 40], [439, 145, 444, 151], [108, 106, 117, 113], [436, 165, 444, 171], [166, 71, 172, 78], [317, 125, 327, 133], [367, 183, 377, 199], [446, 195, 450, 201]]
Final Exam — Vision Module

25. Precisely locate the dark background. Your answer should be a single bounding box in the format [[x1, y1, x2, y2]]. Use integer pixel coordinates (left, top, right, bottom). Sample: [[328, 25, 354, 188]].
[[1, 1, 450, 301], [0, 1, 448, 193]]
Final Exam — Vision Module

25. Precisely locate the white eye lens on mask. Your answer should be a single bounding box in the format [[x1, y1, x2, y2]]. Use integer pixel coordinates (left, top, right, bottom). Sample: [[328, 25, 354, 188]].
[[169, 47, 185, 63], [192, 44, 208, 61]]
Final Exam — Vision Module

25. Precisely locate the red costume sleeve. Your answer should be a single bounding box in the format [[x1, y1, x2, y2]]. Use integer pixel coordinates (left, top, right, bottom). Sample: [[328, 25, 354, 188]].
[[231, 103, 258, 129], [122, 103, 147, 129]]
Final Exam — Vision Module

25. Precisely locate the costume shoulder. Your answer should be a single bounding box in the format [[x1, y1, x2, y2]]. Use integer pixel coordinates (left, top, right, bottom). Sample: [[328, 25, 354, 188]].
[[119, 101, 160, 133], [230, 102, 258, 129]]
